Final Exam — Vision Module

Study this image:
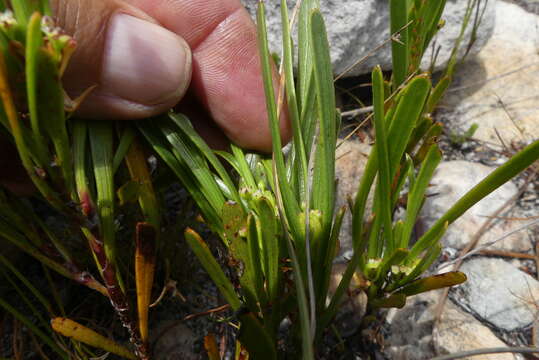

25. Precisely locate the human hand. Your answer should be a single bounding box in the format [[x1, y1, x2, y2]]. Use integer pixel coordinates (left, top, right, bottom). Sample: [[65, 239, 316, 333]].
[[0, 0, 289, 193]]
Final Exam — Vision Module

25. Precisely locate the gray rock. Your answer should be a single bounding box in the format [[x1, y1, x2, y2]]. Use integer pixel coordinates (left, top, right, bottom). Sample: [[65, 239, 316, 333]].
[[509, 0, 539, 14], [434, 297, 514, 359], [438, 1, 539, 147], [421, 161, 532, 252], [385, 291, 511, 359], [241, 0, 495, 76], [152, 323, 198, 360], [458, 258, 539, 331], [385, 292, 438, 360]]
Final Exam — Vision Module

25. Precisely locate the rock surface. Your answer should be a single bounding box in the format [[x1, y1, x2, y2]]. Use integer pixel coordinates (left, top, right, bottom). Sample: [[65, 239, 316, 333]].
[[334, 140, 371, 259], [385, 291, 512, 360], [510, 0, 539, 14], [457, 258, 539, 331], [421, 160, 531, 252], [434, 299, 515, 360], [241, 0, 495, 76], [438, 0, 539, 147], [152, 322, 198, 360]]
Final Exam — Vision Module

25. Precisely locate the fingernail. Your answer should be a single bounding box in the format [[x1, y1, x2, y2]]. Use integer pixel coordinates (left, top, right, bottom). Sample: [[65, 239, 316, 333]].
[[102, 14, 191, 105]]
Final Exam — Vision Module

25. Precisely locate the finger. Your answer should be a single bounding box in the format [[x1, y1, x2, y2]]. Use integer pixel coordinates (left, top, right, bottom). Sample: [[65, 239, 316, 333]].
[[51, 0, 192, 119], [124, 0, 291, 152]]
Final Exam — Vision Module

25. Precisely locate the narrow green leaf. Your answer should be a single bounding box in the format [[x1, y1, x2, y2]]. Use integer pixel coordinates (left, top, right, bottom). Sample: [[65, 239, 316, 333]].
[[285, 235, 314, 360], [419, 0, 447, 53], [88, 122, 116, 262], [214, 150, 241, 174], [112, 126, 136, 174], [298, 0, 319, 111], [426, 76, 451, 113], [387, 75, 431, 175], [138, 124, 223, 234], [231, 143, 257, 190], [10, 0, 32, 26], [311, 9, 336, 232], [170, 113, 241, 204], [391, 154, 414, 207], [414, 122, 443, 164], [161, 120, 226, 213], [0, 51, 62, 209], [410, 139, 539, 258], [280, 0, 308, 201], [237, 313, 277, 360], [254, 196, 280, 301], [247, 214, 267, 308], [25, 12, 44, 137], [390, 0, 409, 88], [185, 228, 242, 310], [372, 66, 394, 253], [405, 115, 433, 155], [400, 144, 441, 248], [256, 2, 301, 238], [27, 16, 74, 195]]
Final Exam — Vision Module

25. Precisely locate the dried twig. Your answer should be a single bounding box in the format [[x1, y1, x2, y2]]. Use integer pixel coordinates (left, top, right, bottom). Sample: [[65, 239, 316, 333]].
[[477, 249, 536, 260]]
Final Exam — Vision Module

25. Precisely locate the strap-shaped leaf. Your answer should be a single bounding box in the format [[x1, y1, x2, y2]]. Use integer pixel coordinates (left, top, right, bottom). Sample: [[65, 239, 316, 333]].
[[400, 144, 441, 248], [310, 9, 336, 232], [185, 228, 241, 310], [387, 75, 431, 176], [138, 123, 223, 234], [280, 0, 308, 201], [254, 196, 280, 301], [26, 13, 73, 195], [161, 120, 226, 213], [51, 318, 136, 359], [390, 0, 409, 88], [372, 66, 394, 253], [170, 113, 241, 205], [256, 2, 301, 239], [89, 122, 116, 262], [411, 139, 539, 258], [396, 271, 466, 296]]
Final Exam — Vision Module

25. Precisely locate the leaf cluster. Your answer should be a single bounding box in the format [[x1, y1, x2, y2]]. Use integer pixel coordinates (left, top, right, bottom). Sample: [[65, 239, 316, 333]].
[[0, 1, 538, 359]]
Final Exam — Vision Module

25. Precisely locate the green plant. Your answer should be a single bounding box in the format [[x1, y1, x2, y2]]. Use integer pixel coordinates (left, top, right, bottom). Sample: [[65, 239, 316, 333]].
[[0, 0, 538, 359], [140, 0, 539, 358], [449, 123, 479, 145], [0, 2, 159, 358]]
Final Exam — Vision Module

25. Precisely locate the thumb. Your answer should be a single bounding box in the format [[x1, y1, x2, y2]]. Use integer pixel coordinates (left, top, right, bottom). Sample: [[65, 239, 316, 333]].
[[52, 0, 192, 119]]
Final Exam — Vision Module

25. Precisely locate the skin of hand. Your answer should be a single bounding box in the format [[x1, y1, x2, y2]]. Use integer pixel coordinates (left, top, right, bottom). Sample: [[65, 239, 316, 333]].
[[0, 0, 290, 193]]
